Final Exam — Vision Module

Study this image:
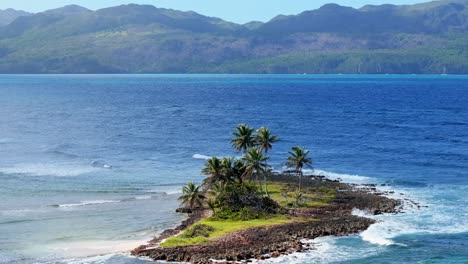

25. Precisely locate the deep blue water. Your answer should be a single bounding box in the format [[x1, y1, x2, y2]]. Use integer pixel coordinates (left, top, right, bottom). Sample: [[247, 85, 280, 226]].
[[0, 75, 467, 263]]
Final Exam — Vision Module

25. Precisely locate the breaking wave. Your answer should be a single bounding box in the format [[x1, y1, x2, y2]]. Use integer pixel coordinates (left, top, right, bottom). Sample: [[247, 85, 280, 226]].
[[304, 169, 374, 184], [192, 154, 212, 160], [51, 200, 120, 208], [0, 163, 100, 177]]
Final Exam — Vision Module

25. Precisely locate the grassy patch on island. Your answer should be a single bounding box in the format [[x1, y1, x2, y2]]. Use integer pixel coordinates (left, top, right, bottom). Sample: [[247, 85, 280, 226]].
[[160, 215, 302, 248], [264, 182, 336, 209]]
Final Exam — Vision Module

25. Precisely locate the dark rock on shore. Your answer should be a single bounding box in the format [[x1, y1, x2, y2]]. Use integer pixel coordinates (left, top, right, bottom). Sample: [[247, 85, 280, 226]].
[[176, 208, 194, 214], [270, 173, 351, 190]]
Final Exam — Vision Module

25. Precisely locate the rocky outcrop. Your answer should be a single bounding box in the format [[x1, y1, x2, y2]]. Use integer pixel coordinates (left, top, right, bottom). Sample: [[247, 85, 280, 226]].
[[137, 215, 374, 263], [133, 175, 401, 263]]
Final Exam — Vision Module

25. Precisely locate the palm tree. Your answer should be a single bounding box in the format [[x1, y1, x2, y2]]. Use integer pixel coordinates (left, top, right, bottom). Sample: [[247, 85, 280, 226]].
[[242, 147, 269, 195], [233, 159, 246, 184], [254, 127, 278, 196], [207, 198, 217, 214], [178, 182, 206, 210], [231, 124, 255, 153], [207, 181, 225, 199], [202, 157, 225, 188], [254, 127, 278, 154], [220, 157, 236, 183], [286, 146, 312, 191]]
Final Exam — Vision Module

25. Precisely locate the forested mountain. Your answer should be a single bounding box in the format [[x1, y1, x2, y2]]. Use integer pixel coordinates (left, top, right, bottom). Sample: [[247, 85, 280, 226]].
[[0, 9, 31, 26], [0, 0, 468, 73]]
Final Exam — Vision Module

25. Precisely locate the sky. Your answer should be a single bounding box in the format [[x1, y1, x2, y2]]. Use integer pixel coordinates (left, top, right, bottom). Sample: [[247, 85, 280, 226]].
[[0, 0, 431, 23]]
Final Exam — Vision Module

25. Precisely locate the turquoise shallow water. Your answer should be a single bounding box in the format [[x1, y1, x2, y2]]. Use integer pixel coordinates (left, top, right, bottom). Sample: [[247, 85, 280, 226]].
[[0, 75, 467, 263]]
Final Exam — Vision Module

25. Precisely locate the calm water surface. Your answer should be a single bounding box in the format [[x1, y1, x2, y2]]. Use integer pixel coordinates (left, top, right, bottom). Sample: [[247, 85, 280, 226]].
[[0, 75, 467, 263]]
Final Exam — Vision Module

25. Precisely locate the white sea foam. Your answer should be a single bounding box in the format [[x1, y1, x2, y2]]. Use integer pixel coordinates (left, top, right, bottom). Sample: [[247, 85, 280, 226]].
[[55, 200, 120, 208], [359, 221, 406, 246], [281, 167, 374, 184], [310, 169, 374, 184], [164, 189, 183, 195], [134, 195, 153, 200], [255, 236, 380, 263], [49, 240, 146, 260], [193, 153, 238, 160], [91, 161, 112, 169], [65, 253, 154, 264], [66, 254, 115, 264], [0, 163, 100, 177], [145, 188, 182, 195], [350, 193, 423, 247], [351, 208, 372, 217], [192, 154, 212, 160], [351, 183, 468, 248]]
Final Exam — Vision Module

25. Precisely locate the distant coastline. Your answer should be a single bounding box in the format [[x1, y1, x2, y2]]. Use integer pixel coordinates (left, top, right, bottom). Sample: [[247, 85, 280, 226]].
[[0, 1, 468, 74]]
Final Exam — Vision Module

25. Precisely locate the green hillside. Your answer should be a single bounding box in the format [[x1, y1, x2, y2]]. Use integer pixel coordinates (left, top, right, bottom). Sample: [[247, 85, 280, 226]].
[[0, 1, 468, 73]]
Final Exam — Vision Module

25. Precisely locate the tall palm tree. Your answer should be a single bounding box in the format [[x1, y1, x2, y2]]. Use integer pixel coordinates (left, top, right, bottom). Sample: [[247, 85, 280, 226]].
[[242, 147, 270, 196], [231, 124, 255, 153], [201, 157, 225, 188], [178, 182, 206, 209], [286, 146, 312, 191], [254, 127, 278, 196], [254, 127, 278, 154]]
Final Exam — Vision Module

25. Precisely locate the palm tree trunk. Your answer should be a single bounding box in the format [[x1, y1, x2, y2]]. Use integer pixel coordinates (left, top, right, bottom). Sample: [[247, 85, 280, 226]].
[[299, 170, 302, 192], [263, 171, 269, 197], [264, 161, 270, 197], [256, 173, 263, 191]]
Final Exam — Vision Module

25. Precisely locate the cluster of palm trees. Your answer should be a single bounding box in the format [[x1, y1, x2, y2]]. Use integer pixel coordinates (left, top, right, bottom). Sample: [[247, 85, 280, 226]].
[[178, 124, 313, 210]]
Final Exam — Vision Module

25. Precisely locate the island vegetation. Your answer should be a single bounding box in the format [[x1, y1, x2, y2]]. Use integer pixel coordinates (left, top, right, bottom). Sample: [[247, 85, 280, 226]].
[[167, 124, 317, 246], [132, 124, 402, 263], [177, 124, 317, 215]]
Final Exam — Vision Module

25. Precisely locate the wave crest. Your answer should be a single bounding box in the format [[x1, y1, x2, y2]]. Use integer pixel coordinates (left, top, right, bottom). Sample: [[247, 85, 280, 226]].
[[52, 200, 120, 208], [306, 169, 374, 184], [192, 154, 212, 160]]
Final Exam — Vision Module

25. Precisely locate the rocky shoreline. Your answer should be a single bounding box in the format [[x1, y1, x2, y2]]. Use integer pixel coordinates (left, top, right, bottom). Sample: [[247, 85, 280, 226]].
[[132, 174, 401, 263]]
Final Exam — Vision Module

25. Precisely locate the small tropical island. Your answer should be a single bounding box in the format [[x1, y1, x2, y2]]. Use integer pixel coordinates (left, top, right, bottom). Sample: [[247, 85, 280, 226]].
[[132, 124, 401, 263]]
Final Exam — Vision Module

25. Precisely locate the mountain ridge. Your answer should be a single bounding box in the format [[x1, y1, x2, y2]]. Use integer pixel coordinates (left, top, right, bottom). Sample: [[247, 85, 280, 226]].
[[0, 8, 31, 26], [0, 0, 468, 73]]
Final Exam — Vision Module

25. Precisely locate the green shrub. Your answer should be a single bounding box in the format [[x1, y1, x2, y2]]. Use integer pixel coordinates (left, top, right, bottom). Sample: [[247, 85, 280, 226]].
[[211, 183, 281, 220], [181, 224, 216, 238]]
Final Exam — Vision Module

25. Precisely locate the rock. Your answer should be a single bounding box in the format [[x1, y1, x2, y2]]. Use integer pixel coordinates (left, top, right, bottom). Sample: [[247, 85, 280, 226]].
[[176, 208, 193, 214]]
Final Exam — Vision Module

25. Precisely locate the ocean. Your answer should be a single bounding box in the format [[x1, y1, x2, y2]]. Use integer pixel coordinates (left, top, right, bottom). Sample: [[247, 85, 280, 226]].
[[0, 74, 467, 264]]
